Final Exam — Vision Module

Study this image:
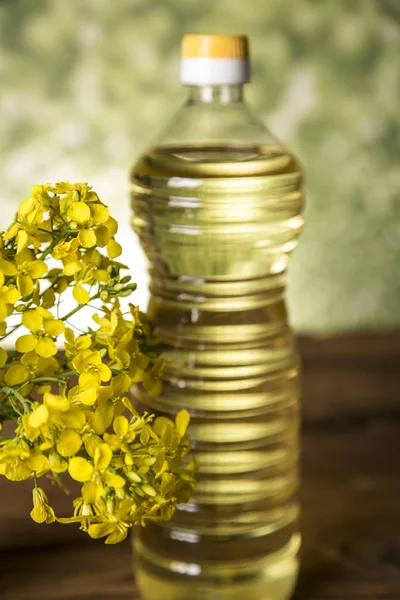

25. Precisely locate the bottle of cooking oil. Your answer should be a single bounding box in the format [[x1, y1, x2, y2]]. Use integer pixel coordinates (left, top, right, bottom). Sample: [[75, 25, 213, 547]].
[[130, 34, 304, 600]]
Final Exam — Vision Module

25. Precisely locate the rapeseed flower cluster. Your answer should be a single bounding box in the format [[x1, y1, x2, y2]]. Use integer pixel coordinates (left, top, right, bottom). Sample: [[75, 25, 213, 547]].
[[0, 182, 195, 543]]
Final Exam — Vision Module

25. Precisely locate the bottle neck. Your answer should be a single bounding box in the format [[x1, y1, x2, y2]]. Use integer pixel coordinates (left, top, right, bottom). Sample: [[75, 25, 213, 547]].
[[185, 84, 244, 105]]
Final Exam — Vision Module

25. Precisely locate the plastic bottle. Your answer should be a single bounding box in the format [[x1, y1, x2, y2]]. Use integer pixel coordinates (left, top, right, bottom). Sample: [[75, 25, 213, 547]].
[[131, 34, 304, 600]]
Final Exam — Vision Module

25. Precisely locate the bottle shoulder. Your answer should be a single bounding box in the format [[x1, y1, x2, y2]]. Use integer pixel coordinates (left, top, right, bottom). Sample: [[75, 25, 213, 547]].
[[132, 143, 303, 181]]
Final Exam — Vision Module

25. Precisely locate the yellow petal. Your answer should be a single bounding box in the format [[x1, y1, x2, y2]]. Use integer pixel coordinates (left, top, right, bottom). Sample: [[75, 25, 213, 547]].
[[103, 433, 120, 448], [94, 443, 112, 470], [82, 246, 102, 266], [68, 457, 94, 482], [17, 230, 29, 254], [98, 363, 112, 382], [42, 287, 55, 309], [175, 409, 190, 437], [19, 382, 33, 397], [30, 502, 48, 524], [79, 372, 100, 388], [22, 308, 43, 332], [90, 409, 107, 436], [27, 454, 50, 473], [78, 229, 96, 248], [76, 335, 92, 350], [0, 347, 8, 368], [43, 318, 64, 336], [143, 374, 163, 397], [26, 260, 47, 279], [30, 488, 55, 524], [82, 435, 101, 459], [36, 384, 52, 395], [82, 480, 103, 504], [5, 363, 29, 385], [62, 408, 86, 429], [90, 204, 109, 224], [2, 286, 19, 304], [37, 307, 54, 319], [113, 415, 129, 438], [73, 284, 89, 304], [93, 269, 110, 283], [57, 430, 82, 457], [105, 527, 128, 545], [3, 222, 19, 241], [88, 522, 115, 539], [67, 202, 91, 224], [104, 216, 118, 236], [17, 274, 33, 297], [0, 258, 18, 276], [140, 425, 150, 445], [106, 239, 122, 258], [15, 334, 37, 353], [44, 393, 70, 412], [14, 248, 32, 264], [19, 196, 36, 216], [111, 373, 131, 396], [85, 351, 102, 367], [28, 404, 49, 428], [72, 353, 86, 373], [63, 260, 82, 276], [35, 337, 57, 358], [64, 327, 75, 344], [95, 225, 110, 247], [103, 470, 125, 489], [49, 453, 68, 473], [3, 461, 32, 481], [75, 386, 97, 406]]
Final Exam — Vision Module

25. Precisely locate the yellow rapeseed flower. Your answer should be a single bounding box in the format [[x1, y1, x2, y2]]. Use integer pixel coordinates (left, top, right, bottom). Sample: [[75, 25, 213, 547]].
[[16, 308, 64, 357], [0, 284, 19, 322], [12, 249, 47, 297], [67, 201, 110, 249], [30, 487, 56, 524], [0, 180, 196, 543], [72, 351, 112, 387], [0, 444, 34, 481], [52, 238, 80, 260], [64, 327, 92, 357], [20, 351, 59, 380]]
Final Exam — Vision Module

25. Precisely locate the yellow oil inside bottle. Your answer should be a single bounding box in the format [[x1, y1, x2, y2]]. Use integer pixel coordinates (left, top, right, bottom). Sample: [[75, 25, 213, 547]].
[[131, 142, 304, 600]]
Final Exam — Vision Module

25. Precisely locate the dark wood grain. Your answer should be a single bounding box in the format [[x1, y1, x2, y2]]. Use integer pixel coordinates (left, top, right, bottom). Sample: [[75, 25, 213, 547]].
[[1, 333, 399, 599]]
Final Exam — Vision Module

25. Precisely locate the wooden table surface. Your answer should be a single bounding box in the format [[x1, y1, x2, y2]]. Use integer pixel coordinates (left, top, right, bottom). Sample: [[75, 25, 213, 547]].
[[0, 333, 399, 599]]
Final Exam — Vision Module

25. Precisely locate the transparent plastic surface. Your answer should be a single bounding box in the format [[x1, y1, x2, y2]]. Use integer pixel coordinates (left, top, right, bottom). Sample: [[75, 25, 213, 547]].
[[130, 85, 304, 600]]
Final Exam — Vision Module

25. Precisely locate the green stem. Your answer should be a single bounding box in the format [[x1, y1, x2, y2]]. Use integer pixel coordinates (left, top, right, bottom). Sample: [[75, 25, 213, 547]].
[[29, 372, 76, 385], [85, 303, 108, 314], [64, 319, 86, 334], [60, 292, 100, 322], [39, 238, 60, 262], [1, 278, 61, 342], [1, 386, 30, 414], [4, 396, 22, 417]]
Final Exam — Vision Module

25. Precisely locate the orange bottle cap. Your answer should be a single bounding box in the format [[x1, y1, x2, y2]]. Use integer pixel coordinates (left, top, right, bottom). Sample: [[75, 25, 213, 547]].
[[182, 34, 249, 59]]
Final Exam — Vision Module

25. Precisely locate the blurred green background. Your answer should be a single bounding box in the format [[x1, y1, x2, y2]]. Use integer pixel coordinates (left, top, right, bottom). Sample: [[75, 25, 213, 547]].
[[0, 0, 399, 333]]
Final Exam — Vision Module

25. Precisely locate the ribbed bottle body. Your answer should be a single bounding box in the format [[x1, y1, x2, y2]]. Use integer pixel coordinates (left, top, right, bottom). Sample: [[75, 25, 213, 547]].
[[131, 143, 304, 600]]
